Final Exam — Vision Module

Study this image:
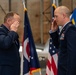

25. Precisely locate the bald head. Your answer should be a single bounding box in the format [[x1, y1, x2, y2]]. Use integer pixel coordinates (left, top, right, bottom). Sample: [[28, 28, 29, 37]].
[[55, 6, 71, 18], [54, 6, 71, 26]]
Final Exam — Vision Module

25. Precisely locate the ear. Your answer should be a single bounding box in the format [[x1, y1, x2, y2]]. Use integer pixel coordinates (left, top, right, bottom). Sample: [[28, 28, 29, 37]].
[[63, 13, 66, 18], [6, 18, 12, 24], [7, 18, 11, 22]]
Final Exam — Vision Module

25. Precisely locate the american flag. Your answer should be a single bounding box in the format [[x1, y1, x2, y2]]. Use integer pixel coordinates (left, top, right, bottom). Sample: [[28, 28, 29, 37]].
[[46, 1, 58, 75], [23, 8, 41, 75], [46, 38, 58, 75]]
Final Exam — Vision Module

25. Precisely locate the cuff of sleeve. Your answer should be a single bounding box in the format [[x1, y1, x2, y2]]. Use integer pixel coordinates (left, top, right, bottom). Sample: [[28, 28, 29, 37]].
[[49, 30, 57, 34]]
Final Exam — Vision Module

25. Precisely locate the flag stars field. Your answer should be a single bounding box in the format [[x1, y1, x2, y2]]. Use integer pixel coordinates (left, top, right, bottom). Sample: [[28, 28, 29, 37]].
[[52, 50, 55, 53]]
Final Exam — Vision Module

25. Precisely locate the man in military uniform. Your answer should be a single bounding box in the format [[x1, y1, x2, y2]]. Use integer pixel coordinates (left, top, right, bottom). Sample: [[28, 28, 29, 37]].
[[0, 12, 21, 75], [49, 6, 76, 75]]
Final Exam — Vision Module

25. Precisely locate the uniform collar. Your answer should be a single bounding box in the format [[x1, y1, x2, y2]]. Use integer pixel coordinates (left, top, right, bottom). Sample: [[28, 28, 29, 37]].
[[59, 21, 72, 36], [62, 21, 70, 28]]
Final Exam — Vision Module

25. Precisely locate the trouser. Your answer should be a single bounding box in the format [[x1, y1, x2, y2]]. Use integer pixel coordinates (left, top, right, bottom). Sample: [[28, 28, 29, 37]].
[[0, 65, 20, 75]]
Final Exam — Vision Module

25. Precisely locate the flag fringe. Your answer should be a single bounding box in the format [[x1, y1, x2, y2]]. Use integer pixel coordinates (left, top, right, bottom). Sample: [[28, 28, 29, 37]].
[[31, 68, 41, 73]]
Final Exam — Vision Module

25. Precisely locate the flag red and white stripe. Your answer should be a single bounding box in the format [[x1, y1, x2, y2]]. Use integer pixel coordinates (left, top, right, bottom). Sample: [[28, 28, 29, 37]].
[[46, 39, 58, 75]]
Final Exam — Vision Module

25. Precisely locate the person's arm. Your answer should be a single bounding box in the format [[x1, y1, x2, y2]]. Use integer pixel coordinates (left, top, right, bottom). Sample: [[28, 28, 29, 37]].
[[0, 21, 19, 50], [49, 20, 59, 49], [0, 29, 19, 50], [49, 29, 59, 49]]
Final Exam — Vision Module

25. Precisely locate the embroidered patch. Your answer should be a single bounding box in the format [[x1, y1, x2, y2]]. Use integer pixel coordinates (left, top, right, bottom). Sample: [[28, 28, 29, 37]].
[[60, 33, 64, 40]]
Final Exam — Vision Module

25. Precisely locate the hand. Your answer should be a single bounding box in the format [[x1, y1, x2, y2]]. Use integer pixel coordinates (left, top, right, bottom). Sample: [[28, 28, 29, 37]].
[[51, 20, 58, 32], [10, 21, 19, 32]]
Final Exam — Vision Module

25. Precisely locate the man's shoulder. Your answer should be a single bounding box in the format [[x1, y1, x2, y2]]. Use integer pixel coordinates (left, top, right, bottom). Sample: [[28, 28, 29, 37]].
[[0, 24, 8, 34], [65, 23, 76, 34], [0, 25, 4, 30], [68, 23, 76, 29], [65, 22, 76, 30]]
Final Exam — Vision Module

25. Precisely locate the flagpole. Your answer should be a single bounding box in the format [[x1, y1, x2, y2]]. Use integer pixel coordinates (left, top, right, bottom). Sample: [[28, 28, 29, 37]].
[[21, 1, 26, 75], [21, 0, 42, 75], [22, 0, 25, 8], [56, 0, 59, 7]]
